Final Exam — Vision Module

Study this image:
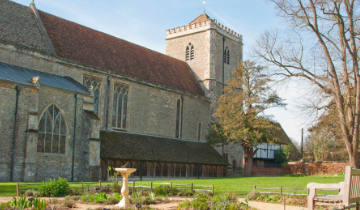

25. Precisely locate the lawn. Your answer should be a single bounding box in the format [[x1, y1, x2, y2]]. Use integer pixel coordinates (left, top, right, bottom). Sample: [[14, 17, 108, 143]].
[[0, 175, 344, 197]]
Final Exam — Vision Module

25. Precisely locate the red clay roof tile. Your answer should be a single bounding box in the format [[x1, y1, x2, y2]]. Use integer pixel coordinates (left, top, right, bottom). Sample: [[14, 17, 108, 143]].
[[189, 13, 211, 25], [38, 11, 204, 96]]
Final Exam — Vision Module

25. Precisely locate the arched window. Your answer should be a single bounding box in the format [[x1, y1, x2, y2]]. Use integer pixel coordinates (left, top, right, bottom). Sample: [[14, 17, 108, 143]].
[[37, 105, 66, 154], [175, 97, 183, 138], [185, 43, 194, 61], [226, 49, 230, 64], [224, 47, 230, 64], [112, 84, 128, 129]]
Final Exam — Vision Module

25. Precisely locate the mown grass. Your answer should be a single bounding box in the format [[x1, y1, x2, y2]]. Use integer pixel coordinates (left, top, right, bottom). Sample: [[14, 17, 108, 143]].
[[0, 175, 344, 197]]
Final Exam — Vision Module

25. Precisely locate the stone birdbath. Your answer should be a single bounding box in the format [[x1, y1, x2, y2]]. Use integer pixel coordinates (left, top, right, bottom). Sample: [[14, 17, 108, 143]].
[[114, 168, 136, 209]]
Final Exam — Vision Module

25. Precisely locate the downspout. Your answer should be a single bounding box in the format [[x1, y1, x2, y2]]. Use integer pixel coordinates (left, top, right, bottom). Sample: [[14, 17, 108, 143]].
[[71, 94, 78, 181], [10, 85, 21, 181], [180, 95, 184, 139], [222, 36, 225, 93], [221, 36, 225, 159], [105, 76, 111, 130]]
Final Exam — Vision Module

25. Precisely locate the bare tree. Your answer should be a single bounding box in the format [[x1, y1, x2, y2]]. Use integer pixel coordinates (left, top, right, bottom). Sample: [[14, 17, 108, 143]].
[[257, 0, 360, 168]]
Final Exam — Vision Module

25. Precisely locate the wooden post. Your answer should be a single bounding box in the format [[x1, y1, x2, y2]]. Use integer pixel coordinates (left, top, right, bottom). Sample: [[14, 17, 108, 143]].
[[150, 182, 153, 191], [99, 180, 102, 188], [133, 181, 135, 192], [254, 185, 256, 191], [212, 184, 214, 195], [16, 183, 20, 197], [82, 183, 84, 192], [280, 186, 282, 196], [170, 182, 173, 190], [191, 183, 194, 192], [283, 196, 286, 210]]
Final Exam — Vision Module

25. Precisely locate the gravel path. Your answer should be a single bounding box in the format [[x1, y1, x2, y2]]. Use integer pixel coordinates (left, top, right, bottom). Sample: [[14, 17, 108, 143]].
[[0, 196, 310, 210], [238, 198, 307, 210]]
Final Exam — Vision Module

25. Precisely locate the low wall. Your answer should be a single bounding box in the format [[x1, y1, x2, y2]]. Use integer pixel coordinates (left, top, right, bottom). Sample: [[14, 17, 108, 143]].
[[252, 167, 286, 176], [285, 161, 348, 175]]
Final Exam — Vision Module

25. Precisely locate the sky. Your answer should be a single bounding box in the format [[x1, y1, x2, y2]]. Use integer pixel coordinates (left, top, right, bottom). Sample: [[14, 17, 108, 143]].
[[11, 0, 315, 145]]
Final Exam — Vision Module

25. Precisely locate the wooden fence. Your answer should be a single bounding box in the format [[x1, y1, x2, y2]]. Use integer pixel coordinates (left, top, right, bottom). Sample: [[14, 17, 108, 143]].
[[15, 181, 214, 196], [253, 185, 308, 197]]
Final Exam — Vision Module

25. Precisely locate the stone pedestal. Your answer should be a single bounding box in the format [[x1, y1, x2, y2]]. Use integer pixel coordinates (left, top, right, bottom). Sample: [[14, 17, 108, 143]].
[[115, 168, 136, 209]]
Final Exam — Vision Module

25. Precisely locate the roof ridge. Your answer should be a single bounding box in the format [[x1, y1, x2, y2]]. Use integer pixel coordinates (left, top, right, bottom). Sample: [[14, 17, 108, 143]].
[[37, 10, 186, 65], [38, 10, 205, 96]]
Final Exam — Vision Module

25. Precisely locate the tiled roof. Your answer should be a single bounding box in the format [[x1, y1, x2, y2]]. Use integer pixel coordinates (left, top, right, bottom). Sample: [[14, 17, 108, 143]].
[[101, 131, 227, 165], [0, 0, 54, 54], [38, 11, 205, 96], [189, 13, 212, 25], [0, 61, 89, 95]]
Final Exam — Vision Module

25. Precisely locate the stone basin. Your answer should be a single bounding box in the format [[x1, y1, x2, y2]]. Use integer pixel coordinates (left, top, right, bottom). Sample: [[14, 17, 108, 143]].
[[114, 168, 136, 209]]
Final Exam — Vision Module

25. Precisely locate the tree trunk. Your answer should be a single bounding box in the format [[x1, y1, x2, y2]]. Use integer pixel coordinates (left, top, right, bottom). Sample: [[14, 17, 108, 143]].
[[242, 150, 254, 176]]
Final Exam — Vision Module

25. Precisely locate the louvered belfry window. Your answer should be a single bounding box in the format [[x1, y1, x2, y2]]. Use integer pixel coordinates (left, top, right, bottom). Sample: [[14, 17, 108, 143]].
[[185, 43, 194, 61], [37, 105, 66, 154]]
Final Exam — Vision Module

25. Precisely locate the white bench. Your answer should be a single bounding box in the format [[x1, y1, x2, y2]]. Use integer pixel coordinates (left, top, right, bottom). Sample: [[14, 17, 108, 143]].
[[307, 166, 360, 210]]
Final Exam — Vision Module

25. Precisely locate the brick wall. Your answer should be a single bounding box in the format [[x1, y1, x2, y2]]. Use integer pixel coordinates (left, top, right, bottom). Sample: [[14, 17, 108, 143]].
[[252, 167, 287, 176], [285, 161, 348, 175]]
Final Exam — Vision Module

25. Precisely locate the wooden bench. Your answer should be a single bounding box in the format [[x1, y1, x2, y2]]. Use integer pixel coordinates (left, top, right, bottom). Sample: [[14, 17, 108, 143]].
[[307, 166, 360, 210]]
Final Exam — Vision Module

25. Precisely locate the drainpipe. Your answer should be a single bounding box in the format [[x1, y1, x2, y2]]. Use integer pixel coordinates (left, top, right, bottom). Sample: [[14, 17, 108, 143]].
[[222, 36, 225, 93], [180, 95, 184, 139], [10, 85, 21, 181], [71, 94, 78, 181], [105, 76, 111, 130]]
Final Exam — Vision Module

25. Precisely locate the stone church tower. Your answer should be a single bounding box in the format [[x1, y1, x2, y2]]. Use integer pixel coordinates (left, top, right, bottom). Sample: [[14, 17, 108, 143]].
[[166, 13, 243, 114]]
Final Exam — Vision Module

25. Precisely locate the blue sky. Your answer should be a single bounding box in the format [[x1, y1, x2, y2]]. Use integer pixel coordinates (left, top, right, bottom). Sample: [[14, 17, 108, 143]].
[[12, 0, 310, 145]]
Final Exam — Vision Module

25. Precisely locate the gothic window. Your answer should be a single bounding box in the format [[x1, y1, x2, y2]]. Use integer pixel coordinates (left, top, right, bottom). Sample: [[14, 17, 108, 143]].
[[175, 97, 183, 138], [226, 49, 230, 64], [37, 105, 66, 154], [197, 122, 202, 141], [83, 76, 101, 115], [112, 84, 128, 129], [224, 47, 230, 64], [185, 43, 194, 61]]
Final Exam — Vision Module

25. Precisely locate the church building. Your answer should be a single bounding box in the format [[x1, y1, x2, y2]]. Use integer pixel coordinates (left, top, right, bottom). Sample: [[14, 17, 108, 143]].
[[0, 0, 249, 181]]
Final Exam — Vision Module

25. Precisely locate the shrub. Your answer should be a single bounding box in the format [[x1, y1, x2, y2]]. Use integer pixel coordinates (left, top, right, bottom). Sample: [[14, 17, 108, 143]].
[[178, 193, 250, 210], [94, 193, 107, 203], [80, 193, 96, 203], [111, 182, 121, 193], [106, 197, 119, 205], [153, 185, 169, 196], [32, 197, 48, 210], [63, 197, 76, 208], [247, 190, 260, 200], [8, 196, 47, 210], [39, 177, 70, 197]]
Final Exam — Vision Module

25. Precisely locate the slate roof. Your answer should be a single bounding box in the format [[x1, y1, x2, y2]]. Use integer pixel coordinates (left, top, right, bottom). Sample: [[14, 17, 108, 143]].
[[0, 62, 89, 95], [100, 131, 227, 165], [0, 0, 54, 54], [37, 11, 205, 96]]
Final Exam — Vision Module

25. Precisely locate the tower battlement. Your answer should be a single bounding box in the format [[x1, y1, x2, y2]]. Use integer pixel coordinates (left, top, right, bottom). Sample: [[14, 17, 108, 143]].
[[166, 19, 242, 42]]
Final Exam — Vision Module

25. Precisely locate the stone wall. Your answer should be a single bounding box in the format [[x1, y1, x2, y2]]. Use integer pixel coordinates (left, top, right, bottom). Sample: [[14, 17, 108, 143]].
[[285, 161, 348, 175], [0, 44, 211, 142], [214, 142, 243, 175], [165, 22, 242, 115], [0, 78, 98, 181], [0, 40, 212, 181]]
